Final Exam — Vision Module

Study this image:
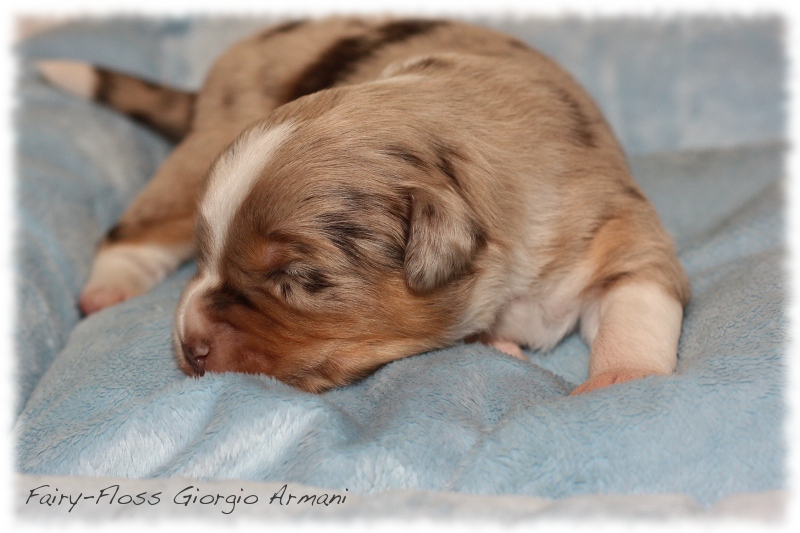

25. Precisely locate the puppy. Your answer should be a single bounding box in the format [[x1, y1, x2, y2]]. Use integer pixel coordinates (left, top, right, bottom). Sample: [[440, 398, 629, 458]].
[[39, 17, 690, 394]]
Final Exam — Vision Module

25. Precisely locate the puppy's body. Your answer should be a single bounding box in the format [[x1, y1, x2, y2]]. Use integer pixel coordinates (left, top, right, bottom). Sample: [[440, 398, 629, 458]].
[[41, 18, 689, 393]]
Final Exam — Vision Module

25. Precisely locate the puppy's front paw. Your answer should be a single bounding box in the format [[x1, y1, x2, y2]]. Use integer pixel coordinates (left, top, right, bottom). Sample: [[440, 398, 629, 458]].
[[469, 334, 526, 360], [488, 339, 525, 360], [79, 244, 183, 315], [79, 284, 142, 315], [570, 368, 666, 396]]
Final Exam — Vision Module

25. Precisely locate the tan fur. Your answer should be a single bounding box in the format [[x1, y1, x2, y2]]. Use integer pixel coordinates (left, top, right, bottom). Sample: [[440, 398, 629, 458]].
[[93, 68, 196, 140], [53, 17, 690, 393]]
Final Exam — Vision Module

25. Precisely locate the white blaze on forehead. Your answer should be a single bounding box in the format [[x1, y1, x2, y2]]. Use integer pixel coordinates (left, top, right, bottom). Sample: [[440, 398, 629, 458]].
[[176, 270, 220, 339], [176, 122, 294, 341], [200, 121, 295, 266]]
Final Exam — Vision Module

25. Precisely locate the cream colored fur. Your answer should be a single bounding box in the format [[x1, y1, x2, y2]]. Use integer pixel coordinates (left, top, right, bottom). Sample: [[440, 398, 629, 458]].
[[42, 17, 689, 393]]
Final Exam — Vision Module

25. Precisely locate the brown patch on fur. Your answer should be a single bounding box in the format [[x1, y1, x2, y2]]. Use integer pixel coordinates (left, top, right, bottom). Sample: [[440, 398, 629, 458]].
[[380, 19, 447, 41], [208, 281, 257, 312], [547, 85, 596, 148], [285, 19, 447, 101], [384, 145, 429, 171], [622, 184, 647, 202], [315, 208, 406, 269], [433, 143, 464, 189], [507, 38, 530, 50], [284, 36, 365, 100], [256, 19, 307, 41], [95, 69, 196, 141], [221, 88, 236, 109], [104, 223, 127, 243], [382, 142, 464, 190]]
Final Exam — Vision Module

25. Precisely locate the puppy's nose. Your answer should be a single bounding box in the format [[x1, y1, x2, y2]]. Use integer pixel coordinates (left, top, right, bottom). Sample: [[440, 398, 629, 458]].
[[181, 340, 210, 375]]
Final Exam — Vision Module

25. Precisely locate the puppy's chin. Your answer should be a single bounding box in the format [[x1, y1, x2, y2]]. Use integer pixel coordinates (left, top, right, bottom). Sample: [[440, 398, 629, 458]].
[[170, 274, 461, 389], [173, 324, 431, 392], [172, 306, 447, 392], [171, 346, 380, 393]]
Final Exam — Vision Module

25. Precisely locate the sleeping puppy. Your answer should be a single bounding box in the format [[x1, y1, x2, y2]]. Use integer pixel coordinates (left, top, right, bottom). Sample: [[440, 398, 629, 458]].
[[39, 17, 690, 394]]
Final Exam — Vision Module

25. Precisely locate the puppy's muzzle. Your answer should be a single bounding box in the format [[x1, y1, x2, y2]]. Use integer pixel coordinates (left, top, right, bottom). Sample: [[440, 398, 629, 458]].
[[181, 338, 210, 375], [175, 279, 218, 376]]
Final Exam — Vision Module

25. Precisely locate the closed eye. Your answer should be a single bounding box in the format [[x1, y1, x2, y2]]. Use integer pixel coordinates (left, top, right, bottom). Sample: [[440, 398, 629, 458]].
[[266, 264, 334, 297]]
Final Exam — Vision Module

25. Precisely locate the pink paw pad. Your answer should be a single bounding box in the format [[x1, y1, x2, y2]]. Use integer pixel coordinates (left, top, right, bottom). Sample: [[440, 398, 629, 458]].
[[487, 339, 526, 360], [79, 286, 136, 316], [570, 369, 662, 396]]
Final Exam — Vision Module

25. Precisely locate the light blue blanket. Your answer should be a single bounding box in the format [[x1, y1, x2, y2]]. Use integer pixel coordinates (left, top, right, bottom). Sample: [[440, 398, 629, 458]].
[[14, 16, 786, 507]]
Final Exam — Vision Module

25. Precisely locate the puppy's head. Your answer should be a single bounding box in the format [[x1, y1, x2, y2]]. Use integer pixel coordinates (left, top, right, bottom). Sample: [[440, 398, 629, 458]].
[[173, 113, 486, 392]]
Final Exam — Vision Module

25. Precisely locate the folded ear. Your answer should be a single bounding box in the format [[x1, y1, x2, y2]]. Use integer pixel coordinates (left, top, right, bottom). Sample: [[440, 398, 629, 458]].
[[404, 185, 485, 294]]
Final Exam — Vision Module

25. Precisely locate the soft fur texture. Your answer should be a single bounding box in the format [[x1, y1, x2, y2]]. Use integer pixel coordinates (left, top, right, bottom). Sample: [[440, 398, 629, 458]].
[[43, 17, 688, 393], [15, 17, 784, 508]]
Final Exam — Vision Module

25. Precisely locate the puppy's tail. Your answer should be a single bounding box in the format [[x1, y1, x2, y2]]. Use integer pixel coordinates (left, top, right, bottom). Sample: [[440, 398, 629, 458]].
[[37, 60, 196, 141]]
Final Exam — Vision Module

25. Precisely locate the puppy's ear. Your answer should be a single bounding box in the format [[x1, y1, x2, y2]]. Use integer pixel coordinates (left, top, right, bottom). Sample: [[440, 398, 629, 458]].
[[404, 185, 484, 294]]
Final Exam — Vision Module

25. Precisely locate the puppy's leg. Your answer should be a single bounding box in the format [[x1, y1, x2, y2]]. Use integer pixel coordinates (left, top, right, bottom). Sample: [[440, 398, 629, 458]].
[[470, 333, 526, 360], [38, 61, 241, 314], [38, 60, 196, 141], [488, 339, 526, 360], [79, 131, 232, 315], [571, 281, 683, 395]]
